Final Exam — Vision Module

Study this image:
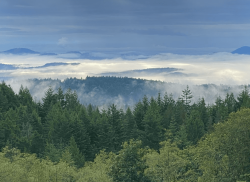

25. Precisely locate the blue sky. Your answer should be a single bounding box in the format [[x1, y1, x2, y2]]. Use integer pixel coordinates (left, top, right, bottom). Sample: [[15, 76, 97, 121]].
[[0, 0, 250, 54]]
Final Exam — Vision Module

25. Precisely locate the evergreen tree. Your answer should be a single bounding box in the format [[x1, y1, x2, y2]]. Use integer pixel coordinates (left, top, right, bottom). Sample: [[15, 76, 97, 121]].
[[237, 86, 250, 109], [123, 107, 138, 142], [18, 85, 34, 112], [40, 86, 57, 122], [197, 98, 209, 131], [224, 92, 236, 114], [181, 85, 193, 112], [64, 88, 80, 111], [68, 136, 85, 168], [186, 110, 205, 144], [133, 101, 145, 131], [143, 97, 163, 150], [0, 82, 19, 112], [162, 93, 175, 129], [55, 86, 65, 108], [73, 109, 92, 161], [107, 104, 123, 152]]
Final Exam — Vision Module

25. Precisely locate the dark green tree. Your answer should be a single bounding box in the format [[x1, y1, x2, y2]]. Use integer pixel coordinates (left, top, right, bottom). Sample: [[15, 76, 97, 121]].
[[142, 97, 163, 150], [237, 86, 250, 109], [186, 110, 205, 144], [181, 85, 193, 111], [68, 136, 85, 168], [123, 107, 138, 142]]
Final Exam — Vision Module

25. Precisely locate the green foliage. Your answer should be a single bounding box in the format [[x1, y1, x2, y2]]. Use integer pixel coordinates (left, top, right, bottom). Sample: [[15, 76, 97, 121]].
[[1, 82, 250, 181], [186, 110, 205, 144], [181, 85, 193, 111], [77, 150, 114, 182], [142, 97, 163, 150], [109, 140, 150, 182], [68, 136, 85, 168], [196, 108, 250, 181], [145, 140, 188, 182]]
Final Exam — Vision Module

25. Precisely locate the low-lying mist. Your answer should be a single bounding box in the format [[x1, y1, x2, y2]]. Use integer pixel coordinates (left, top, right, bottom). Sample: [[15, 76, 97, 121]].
[[1, 52, 250, 108], [5, 77, 247, 110]]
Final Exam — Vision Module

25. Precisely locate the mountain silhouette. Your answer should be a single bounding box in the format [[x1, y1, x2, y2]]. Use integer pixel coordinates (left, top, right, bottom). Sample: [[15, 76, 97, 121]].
[[231, 46, 250, 55], [2, 48, 40, 55]]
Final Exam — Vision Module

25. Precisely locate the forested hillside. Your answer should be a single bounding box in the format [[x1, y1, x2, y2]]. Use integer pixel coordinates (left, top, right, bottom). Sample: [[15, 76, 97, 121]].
[[21, 76, 246, 107], [0, 81, 250, 181]]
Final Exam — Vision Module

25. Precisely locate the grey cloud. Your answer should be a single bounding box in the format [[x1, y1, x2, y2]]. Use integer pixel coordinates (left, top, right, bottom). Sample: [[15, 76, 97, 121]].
[[1, 0, 250, 54]]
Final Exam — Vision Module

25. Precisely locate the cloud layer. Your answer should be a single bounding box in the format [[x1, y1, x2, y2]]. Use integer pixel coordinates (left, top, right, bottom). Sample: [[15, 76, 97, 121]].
[[0, 0, 250, 54], [1, 52, 250, 86]]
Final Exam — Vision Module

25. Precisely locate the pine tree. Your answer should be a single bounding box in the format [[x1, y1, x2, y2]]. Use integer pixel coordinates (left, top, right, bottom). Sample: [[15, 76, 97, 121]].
[[186, 110, 205, 144], [181, 85, 193, 112], [123, 107, 138, 142], [18, 85, 34, 112], [142, 98, 163, 150], [55, 86, 65, 108], [133, 101, 145, 131], [225, 93, 236, 114], [197, 98, 209, 131], [237, 85, 250, 109], [68, 136, 85, 168], [107, 104, 123, 152], [40, 86, 56, 122], [73, 109, 92, 161], [64, 88, 80, 111], [162, 93, 175, 129]]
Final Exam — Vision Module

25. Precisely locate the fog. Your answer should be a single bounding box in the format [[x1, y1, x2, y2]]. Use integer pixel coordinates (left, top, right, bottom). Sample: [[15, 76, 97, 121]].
[[1, 52, 249, 107]]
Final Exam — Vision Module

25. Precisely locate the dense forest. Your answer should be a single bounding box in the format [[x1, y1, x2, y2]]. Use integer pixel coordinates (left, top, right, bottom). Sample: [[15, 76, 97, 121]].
[[0, 80, 250, 181]]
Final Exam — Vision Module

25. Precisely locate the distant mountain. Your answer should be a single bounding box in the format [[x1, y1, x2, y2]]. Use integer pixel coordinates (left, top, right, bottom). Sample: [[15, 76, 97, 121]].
[[0, 63, 17, 70], [40, 53, 57, 56], [1, 48, 40, 55], [0, 62, 80, 70], [66, 51, 82, 54], [0, 48, 58, 56], [231, 46, 250, 55]]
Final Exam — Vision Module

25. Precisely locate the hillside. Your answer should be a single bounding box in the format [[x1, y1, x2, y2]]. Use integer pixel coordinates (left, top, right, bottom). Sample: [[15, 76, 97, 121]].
[[0, 81, 250, 181], [24, 76, 245, 108]]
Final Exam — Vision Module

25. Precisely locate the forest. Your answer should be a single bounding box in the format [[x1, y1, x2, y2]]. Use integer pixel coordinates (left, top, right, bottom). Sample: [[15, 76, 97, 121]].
[[0, 79, 250, 181]]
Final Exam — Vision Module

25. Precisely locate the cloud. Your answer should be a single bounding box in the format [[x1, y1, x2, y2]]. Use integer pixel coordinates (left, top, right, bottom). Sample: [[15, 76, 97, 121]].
[[57, 37, 68, 46], [1, 52, 250, 107], [1, 52, 250, 86], [1, 0, 250, 54]]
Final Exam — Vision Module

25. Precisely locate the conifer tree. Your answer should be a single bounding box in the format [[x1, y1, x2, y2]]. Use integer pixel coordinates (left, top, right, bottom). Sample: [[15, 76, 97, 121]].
[[162, 93, 175, 129], [73, 109, 92, 161], [225, 92, 236, 114], [0, 82, 19, 112], [181, 85, 193, 112], [107, 104, 123, 152], [133, 101, 145, 131], [186, 110, 205, 144], [40, 86, 56, 122], [197, 98, 209, 131], [143, 98, 163, 150], [68, 136, 85, 168], [237, 86, 250, 109], [123, 107, 138, 141], [55, 86, 65, 108]]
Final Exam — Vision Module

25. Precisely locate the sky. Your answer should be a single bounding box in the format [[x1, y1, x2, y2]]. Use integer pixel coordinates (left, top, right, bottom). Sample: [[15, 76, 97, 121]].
[[0, 0, 250, 54]]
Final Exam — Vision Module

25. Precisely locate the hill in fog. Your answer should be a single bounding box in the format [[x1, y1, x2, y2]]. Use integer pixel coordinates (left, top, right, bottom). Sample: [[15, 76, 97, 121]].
[[16, 76, 246, 109]]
